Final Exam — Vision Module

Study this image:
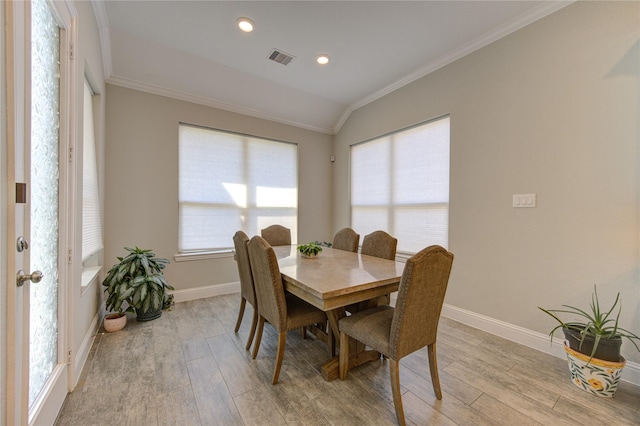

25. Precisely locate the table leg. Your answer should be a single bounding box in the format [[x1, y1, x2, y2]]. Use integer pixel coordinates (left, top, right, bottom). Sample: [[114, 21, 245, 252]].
[[320, 307, 380, 381]]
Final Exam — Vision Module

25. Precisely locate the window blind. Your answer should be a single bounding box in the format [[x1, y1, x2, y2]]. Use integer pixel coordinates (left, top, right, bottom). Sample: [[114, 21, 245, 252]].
[[351, 116, 450, 253], [179, 124, 298, 252], [82, 79, 103, 261]]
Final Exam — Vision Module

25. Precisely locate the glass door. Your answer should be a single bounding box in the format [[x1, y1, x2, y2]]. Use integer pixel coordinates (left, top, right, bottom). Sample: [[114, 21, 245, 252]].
[[29, 0, 61, 410], [6, 0, 70, 423]]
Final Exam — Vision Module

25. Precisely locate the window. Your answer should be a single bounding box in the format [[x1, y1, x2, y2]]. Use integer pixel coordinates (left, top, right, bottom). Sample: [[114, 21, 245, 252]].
[[179, 124, 298, 252], [82, 78, 103, 282], [350, 116, 450, 254]]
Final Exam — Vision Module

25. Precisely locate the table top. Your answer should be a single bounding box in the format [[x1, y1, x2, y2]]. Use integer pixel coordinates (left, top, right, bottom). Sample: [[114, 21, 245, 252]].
[[273, 245, 405, 311]]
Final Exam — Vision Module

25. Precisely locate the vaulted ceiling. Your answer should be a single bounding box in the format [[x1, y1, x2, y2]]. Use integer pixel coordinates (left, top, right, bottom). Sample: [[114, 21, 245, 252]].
[[94, 1, 571, 134]]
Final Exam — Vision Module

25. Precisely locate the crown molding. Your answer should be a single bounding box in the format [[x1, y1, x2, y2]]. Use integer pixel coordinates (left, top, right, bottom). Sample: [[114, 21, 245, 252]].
[[93, 0, 573, 135], [334, 1, 574, 134], [106, 75, 335, 135]]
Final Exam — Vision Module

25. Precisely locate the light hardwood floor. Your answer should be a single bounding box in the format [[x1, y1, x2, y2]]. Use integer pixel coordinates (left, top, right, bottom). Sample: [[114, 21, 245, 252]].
[[55, 294, 640, 425]]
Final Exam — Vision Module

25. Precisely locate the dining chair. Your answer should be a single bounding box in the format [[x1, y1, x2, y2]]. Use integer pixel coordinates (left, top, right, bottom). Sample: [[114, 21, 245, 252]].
[[348, 230, 398, 311], [338, 245, 454, 426], [247, 235, 328, 384], [332, 227, 360, 252], [260, 224, 291, 246], [232, 231, 259, 351], [361, 230, 397, 260]]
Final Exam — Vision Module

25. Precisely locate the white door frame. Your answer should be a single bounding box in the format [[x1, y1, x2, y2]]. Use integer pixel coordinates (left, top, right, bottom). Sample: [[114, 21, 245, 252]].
[[5, 0, 76, 424]]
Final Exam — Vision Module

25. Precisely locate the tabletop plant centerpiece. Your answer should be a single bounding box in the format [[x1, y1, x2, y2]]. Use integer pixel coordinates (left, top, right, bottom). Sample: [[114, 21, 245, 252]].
[[103, 246, 175, 322], [538, 285, 640, 397], [297, 242, 323, 258]]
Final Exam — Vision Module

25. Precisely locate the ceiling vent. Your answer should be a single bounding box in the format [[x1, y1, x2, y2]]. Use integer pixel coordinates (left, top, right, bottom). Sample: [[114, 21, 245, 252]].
[[267, 49, 295, 66]]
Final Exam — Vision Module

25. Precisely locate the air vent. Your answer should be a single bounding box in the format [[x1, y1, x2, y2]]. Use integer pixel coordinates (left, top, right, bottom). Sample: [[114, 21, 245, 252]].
[[267, 49, 295, 66]]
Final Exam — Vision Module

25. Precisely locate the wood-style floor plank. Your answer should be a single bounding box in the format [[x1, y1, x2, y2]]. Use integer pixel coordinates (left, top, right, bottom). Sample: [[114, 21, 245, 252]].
[[54, 294, 640, 425]]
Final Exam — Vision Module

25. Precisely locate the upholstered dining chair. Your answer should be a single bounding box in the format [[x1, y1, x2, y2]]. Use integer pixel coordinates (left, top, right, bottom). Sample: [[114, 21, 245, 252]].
[[338, 245, 454, 426], [247, 235, 328, 384], [233, 231, 259, 351], [361, 230, 397, 260], [332, 227, 360, 252], [348, 230, 398, 311], [260, 224, 291, 246]]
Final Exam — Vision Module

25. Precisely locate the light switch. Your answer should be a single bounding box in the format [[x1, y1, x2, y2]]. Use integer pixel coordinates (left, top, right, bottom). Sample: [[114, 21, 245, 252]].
[[513, 193, 536, 208]]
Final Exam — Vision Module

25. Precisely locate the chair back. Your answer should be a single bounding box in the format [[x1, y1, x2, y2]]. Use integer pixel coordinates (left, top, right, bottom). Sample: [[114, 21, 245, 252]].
[[233, 231, 256, 307], [261, 224, 292, 246], [389, 245, 453, 359], [247, 235, 287, 332], [332, 227, 360, 252], [361, 230, 397, 260]]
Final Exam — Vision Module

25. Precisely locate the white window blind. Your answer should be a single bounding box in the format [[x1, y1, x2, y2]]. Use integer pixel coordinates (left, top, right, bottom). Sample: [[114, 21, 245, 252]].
[[351, 116, 450, 254], [82, 79, 103, 261], [179, 124, 298, 252]]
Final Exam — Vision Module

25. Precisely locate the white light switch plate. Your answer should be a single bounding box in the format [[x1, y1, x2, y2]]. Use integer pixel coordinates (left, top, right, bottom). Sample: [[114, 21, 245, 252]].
[[513, 193, 536, 208]]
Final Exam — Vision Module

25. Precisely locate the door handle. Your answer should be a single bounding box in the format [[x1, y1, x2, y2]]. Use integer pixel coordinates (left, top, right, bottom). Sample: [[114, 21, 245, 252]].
[[16, 269, 44, 287]]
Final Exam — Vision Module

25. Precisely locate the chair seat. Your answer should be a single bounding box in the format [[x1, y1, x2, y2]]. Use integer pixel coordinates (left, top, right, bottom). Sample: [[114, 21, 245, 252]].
[[338, 305, 394, 356], [285, 293, 327, 330]]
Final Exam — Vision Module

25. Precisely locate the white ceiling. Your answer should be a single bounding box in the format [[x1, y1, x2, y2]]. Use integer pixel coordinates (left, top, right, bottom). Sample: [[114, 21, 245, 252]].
[[95, 1, 571, 134]]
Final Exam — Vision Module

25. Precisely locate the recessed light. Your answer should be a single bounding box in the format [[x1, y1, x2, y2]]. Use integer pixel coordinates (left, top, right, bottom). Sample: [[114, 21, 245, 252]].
[[316, 54, 330, 65], [237, 17, 255, 33]]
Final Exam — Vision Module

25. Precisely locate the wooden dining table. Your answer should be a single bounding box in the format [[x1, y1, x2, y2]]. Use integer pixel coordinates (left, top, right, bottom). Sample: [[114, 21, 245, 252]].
[[273, 245, 405, 381]]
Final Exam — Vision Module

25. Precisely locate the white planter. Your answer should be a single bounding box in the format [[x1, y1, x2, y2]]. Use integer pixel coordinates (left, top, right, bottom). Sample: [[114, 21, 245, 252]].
[[564, 344, 626, 397]]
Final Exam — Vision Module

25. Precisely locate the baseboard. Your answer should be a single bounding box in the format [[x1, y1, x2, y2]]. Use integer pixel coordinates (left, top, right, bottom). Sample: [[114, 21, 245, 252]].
[[73, 312, 100, 388], [441, 304, 640, 387], [171, 281, 240, 303]]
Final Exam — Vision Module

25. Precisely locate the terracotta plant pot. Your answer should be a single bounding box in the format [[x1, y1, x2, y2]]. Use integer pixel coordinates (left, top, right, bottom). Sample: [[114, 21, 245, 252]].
[[103, 313, 127, 332]]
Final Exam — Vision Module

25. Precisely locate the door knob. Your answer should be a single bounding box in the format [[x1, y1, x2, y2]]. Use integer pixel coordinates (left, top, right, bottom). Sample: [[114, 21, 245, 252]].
[[16, 269, 44, 287]]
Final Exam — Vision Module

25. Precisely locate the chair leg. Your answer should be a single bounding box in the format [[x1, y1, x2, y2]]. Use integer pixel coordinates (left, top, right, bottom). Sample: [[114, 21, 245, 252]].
[[234, 297, 246, 332], [252, 316, 266, 359], [328, 326, 335, 357], [338, 331, 350, 380], [245, 308, 259, 351], [390, 359, 406, 426], [427, 343, 442, 400], [272, 332, 287, 384]]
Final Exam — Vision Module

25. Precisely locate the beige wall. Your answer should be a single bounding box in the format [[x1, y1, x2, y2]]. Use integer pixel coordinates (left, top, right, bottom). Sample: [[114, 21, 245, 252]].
[[104, 85, 333, 294], [335, 1, 640, 363]]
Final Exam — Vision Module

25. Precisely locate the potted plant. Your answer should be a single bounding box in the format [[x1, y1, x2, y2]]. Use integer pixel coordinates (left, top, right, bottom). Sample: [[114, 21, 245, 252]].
[[103, 311, 127, 333], [103, 246, 174, 322], [538, 285, 640, 397], [297, 242, 323, 258]]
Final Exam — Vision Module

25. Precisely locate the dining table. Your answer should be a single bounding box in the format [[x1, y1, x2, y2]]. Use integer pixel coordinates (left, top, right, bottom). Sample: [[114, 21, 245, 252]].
[[273, 245, 406, 381]]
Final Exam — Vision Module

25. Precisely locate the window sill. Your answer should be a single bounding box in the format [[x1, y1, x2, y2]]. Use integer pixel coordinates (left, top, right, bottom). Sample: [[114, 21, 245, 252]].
[[174, 249, 234, 262], [394, 252, 411, 262], [81, 266, 102, 296]]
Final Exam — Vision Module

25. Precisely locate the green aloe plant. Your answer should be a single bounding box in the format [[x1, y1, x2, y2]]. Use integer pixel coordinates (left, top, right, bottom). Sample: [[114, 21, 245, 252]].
[[103, 246, 174, 316], [538, 285, 640, 361]]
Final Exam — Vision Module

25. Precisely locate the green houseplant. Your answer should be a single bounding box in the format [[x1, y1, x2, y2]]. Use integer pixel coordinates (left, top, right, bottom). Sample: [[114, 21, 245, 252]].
[[297, 242, 323, 258], [103, 246, 174, 322], [538, 285, 640, 397]]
